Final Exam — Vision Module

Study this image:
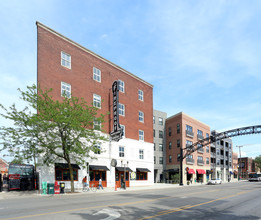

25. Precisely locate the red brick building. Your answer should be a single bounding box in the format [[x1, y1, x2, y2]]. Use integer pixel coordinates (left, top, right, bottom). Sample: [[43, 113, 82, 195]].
[[165, 112, 211, 184], [36, 22, 154, 189]]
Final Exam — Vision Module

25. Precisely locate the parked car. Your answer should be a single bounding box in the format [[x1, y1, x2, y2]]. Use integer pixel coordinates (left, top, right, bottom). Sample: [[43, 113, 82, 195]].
[[207, 178, 222, 185]]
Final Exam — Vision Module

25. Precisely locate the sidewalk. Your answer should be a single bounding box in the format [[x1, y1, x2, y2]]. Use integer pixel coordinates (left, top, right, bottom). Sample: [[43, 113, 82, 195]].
[[0, 181, 242, 200]]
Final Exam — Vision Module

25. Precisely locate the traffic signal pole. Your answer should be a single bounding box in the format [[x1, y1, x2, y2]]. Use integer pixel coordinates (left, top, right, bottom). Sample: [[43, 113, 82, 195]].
[[179, 146, 183, 186]]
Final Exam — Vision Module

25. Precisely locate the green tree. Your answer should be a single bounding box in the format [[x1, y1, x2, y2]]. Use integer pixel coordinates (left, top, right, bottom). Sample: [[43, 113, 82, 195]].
[[0, 84, 108, 192], [10, 156, 24, 164], [255, 155, 261, 171]]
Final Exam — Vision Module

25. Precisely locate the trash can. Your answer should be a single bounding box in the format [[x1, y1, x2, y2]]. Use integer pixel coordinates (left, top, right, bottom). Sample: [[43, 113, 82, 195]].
[[47, 183, 55, 194], [60, 182, 65, 194], [42, 182, 47, 195]]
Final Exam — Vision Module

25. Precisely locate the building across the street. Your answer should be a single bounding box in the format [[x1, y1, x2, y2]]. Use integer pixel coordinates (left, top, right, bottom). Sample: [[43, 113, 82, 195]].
[[165, 112, 211, 185], [210, 133, 234, 182], [36, 22, 154, 191], [153, 110, 167, 183], [238, 157, 255, 179]]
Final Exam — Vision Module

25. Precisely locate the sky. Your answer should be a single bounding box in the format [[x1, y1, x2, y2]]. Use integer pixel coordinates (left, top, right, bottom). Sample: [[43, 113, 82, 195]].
[[0, 0, 260, 161]]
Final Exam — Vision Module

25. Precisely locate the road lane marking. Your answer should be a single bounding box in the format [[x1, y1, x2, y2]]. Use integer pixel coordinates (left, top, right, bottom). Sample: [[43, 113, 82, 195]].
[[139, 190, 256, 219], [0, 188, 249, 220]]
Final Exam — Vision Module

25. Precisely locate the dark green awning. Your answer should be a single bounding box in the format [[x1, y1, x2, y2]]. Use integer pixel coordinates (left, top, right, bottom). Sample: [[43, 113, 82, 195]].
[[55, 163, 80, 169], [89, 165, 110, 171], [136, 168, 151, 172], [116, 167, 132, 172]]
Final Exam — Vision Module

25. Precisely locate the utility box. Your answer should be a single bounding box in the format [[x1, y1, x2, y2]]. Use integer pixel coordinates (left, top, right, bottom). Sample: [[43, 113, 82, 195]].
[[60, 182, 65, 194], [47, 183, 55, 194], [42, 182, 47, 195]]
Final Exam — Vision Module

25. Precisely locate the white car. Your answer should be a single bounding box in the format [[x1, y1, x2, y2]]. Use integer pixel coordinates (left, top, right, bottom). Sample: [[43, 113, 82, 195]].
[[207, 178, 222, 185]]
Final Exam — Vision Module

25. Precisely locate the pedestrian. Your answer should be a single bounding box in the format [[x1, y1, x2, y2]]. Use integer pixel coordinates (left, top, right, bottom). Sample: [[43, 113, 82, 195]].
[[98, 178, 103, 190], [82, 176, 87, 189]]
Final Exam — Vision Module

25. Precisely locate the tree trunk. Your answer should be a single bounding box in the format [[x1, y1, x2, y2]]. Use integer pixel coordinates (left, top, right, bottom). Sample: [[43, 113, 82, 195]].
[[67, 160, 75, 192]]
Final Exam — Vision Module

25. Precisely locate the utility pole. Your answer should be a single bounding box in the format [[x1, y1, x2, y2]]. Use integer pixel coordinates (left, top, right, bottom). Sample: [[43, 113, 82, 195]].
[[236, 146, 243, 180], [179, 147, 183, 186]]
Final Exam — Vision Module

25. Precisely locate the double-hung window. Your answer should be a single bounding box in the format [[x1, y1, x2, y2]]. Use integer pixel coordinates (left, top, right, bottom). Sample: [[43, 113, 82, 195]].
[[93, 94, 101, 108], [118, 80, 124, 93], [93, 119, 101, 130], [119, 146, 124, 157], [93, 67, 101, 82], [138, 90, 143, 101], [139, 149, 144, 159], [119, 103, 125, 116], [120, 124, 125, 137], [139, 130, 144, 141], [61, 51, 71, 69], [94, 143, 101, 154], [139, 111, 144, 122], [159, 117, 163, 125], [61, 82, 71, 98]]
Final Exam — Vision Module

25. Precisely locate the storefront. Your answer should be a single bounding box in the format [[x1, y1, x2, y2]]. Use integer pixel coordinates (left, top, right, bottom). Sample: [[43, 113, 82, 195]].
[[89, 165, 110, 187], [196, 169, 206, 182], [115, 167, 132, 188], [186, 168, 195, 183]]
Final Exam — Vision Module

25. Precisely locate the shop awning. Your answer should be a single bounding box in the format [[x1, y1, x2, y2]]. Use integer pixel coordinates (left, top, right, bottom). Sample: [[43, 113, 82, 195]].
[[196, 169, 206, 174], [55, 163, 81, 169], [167, 168, 179, 173], [116, 167, 133, 172], [89, 165, 110, 171], [136, 168, 151, 172], [187, 169, 195, 174]]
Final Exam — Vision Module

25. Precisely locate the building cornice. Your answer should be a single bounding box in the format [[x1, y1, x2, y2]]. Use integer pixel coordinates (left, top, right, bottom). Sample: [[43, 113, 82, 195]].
[[36, 21, 153, 88]]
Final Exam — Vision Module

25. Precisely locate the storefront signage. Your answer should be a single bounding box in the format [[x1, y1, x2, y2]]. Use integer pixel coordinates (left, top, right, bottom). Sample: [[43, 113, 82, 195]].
[[110, 80, 123, 142], [130, 172, 136, 180]]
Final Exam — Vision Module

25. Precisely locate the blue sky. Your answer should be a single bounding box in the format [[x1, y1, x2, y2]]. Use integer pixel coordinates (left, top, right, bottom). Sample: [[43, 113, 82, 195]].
[[0, 0, 261, 161]]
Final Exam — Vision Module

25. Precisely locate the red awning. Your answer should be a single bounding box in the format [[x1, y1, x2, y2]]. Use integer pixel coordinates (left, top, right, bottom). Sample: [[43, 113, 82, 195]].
[[196, 169, 206, 174], [187, 169, 195, 174]]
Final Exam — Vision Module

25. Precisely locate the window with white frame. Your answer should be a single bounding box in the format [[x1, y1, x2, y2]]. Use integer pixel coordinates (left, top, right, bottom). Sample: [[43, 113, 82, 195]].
[[154, 156, 156, 164], [94, 143, 101, 154], [169, 155, 172, 163], [159, 144, 163, 151], [93, 67, 101, 82], [159, 157, 163, 164], [138, 90, 143, 101], [119, 146, 124, 157], [206, 157, 209, 164], [61, 51, 71, 69], [61, 82, 71, 98], [159, 130, 163, 138], [139, 111, 144, 122], [153, 116, 155, 124], [139, 149, 144, 159], [139, 130, 144, 141], [159, 117, 163, 125], [93, 94, 101, 108], [120, 124, 125, 137], [118, 80, 124, 93], [93, 119, 101, 130], [119, 103, 125, 116]]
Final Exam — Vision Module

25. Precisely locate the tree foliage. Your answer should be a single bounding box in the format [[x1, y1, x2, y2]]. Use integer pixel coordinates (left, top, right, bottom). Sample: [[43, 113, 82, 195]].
[[255, 155, 261, 171], [0, 84, 108, 192]]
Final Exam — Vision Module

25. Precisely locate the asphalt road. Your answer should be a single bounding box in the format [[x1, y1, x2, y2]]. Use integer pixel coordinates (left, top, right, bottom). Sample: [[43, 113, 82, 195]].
[[0, 181, 261, 220]]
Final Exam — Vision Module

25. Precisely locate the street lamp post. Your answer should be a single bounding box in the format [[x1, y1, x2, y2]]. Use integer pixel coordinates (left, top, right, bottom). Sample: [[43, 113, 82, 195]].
[[179, 147, 183, 186], [237, 146, 243, 180]]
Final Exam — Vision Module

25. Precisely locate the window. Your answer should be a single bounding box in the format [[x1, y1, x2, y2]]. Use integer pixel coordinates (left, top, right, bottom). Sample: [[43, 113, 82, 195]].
[[139, 130, 144, 141], [186, 140, 193, 146], [94, 144, 101, 154], [169, 127, 172, 136], [216, 149, 220, 155], [206, 146, 209, 153], [206, 133, 209, 139], [154, 143, 156, 151], [61, 51, 71, 69], [159, 157, 163, 164], [154, 156, 156, 164], [197, 129, 203, 136], [93, 119, 101, 130], [55, 167, 78, 181], [169, 155, 172, 163], [139, 149, 144, 159], [119, 103, 125, 116], [61, 82, 71, 98], [139, 111, 144, 122], [159, 144, 163, 151], [159, 130, 163, 138], [206, 157, 209, 164], [93, 67, 101, 82], [93, 94, 101, 108], [186, 125, 193, 132], [118, 80, 124, 93], [153, 129, 155, 137], [136, 171, 147, 180], [138, 90, 143, 101], [119, 146, 124, 157], [177, 139, 181, 148], [169, 142, 172, 149], [177, 154, 180, 162], [177, 123, 180, 133], [198, 156, 203, 161], [217, 159, 220, 165], [153, 116, 155, 124], [159, 117, 163, 125], [120, 124, 125, 137]]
